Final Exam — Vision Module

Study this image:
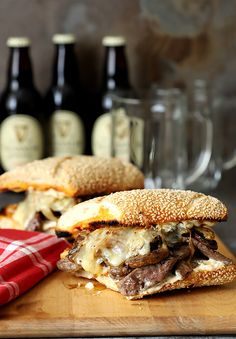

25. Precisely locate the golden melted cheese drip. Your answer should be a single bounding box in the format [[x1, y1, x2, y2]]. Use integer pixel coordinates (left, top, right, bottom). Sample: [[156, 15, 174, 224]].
[[73, 221, 216, 277], [12, 189, 76, 229], [74, 227, 160, 275]]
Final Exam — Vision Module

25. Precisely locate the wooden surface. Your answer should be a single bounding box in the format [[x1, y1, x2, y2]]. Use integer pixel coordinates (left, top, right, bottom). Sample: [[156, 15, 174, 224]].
[[0, 236, 236, 338]]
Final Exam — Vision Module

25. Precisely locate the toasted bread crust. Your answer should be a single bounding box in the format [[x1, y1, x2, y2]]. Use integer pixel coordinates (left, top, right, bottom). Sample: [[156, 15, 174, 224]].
[[69, 263, 236, 299], [128, 264, 236, 299], [57, 189, 227, 232], [0, 156, 144, 197]]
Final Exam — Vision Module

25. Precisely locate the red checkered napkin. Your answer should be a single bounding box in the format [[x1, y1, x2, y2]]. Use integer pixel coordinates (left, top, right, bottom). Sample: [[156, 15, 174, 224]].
[[0, 229, 69, 306]]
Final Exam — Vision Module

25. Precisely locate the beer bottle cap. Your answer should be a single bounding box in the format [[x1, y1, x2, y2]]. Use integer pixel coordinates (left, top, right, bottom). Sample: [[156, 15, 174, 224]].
[[52, 34, 76, 44], [7, 37, 31, 48], [102, 36, 126, 47]]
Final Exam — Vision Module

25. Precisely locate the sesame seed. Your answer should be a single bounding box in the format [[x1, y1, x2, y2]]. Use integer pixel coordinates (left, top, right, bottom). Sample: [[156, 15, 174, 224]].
[[97, 189, 228, 226], [0, 156, 144, 197]]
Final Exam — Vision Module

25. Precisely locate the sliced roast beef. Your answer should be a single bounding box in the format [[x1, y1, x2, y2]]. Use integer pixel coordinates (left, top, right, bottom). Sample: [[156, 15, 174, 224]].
[[172, 244, 192, 261], [192, 238, 232, 264], [193, 231, 218, 250], [119, 256, 178, 296], [26, 212, 43, 232], [57, 257, 82, 273], [119, 244, 194, 296], [176, 261, 193, 278], [125, 247, 169, 268], [109, 265, 132, 279], [68, 232, 90, 260]]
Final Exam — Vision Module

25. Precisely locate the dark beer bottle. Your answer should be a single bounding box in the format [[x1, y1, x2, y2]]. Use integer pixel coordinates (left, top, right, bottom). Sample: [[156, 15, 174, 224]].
[[0, 37, 43, 171], [45, 34, 85, 156], [91, 36, 131, 156]]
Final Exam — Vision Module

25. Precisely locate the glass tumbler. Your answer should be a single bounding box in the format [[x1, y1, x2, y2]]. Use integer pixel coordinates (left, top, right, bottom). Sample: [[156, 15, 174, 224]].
[[111, 89, 212, 189]]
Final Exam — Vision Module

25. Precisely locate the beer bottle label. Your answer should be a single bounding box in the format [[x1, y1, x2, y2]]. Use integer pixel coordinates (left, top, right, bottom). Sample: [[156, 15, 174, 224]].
[[92, 109, 144, 168], [129, 116, 144, 169], [113, 108, 144, 168], [49, 110, 85, 156], [91, 113, 112, 157], [0, 114, 43, 171], [112, 108, 130, 161]]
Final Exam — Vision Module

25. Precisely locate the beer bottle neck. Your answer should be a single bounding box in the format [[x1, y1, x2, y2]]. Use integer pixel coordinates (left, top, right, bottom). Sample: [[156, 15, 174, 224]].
[[52, 44, 78, 88], [102, 45, 130, 92], [7, 47, 33, 90]]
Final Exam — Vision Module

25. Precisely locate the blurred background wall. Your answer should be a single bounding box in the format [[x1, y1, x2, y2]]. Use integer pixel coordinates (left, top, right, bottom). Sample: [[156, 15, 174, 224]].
[[0, 0, 236, 97]]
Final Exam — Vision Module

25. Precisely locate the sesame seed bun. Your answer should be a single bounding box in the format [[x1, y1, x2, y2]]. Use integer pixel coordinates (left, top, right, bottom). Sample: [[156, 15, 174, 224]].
[[57, 189, 228, 234], [0, 156, 144, 197]]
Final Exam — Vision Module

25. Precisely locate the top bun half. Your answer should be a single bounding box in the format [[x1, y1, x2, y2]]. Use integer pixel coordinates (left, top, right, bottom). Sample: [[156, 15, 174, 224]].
[[0, 156, 144, 197], [57, 189, 228, 233]]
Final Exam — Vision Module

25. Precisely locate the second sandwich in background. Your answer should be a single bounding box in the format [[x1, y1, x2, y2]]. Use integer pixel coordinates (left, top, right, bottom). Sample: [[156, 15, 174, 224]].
[[0, 156, 144, 233]]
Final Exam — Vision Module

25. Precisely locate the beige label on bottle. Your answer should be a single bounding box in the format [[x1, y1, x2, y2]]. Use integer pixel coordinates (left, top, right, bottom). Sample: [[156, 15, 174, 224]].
[[92, 113, 112, 157], [0, 114, 43, 171], [113, 108, 144, 168], [129, 116, 144, 168], [49, 110, 85, 156], [92, 109, 144, 168], [112, 108, 130, 162]]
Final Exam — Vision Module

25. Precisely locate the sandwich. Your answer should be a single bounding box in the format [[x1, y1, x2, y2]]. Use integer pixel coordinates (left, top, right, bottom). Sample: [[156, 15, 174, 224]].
[[56, 189, 236, 299], [0, 156, 144, 233]]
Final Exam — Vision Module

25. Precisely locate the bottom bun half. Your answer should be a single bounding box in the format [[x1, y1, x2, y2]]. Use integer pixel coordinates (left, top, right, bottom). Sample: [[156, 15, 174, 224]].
[[68, 263, 236, 300], [126, 263, 236, 299]]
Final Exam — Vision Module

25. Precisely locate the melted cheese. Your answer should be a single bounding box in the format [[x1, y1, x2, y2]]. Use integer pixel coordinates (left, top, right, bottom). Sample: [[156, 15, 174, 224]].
[[73, 222, 219, 281], [12, 189, 76, 229], [194, 258, 224, 272], [70, 223, 228, 297], [74, 227, 160, 275]]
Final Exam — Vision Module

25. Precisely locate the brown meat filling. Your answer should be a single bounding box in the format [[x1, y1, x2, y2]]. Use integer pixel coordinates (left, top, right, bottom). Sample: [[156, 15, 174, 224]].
[[57, 226, 233, 297], [125, 246, 169, 268], [117, 228, 232, 296]]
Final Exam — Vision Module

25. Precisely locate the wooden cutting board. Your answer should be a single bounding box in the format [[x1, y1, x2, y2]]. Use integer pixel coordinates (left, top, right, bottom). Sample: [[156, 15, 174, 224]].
[[1, 236, 236, 337]]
